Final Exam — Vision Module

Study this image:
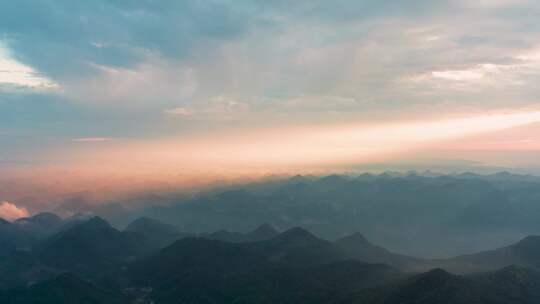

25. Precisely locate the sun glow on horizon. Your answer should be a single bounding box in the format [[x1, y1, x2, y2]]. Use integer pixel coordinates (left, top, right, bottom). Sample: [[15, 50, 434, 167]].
[[2, 109, 540, 208], [38, 109, 540, 176]]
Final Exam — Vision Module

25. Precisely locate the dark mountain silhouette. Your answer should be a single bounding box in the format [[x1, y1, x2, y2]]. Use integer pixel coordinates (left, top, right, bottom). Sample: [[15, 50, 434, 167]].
[[223, 260, 402, 304], [149, 260, 403, 304], [0, 218, 37, 257], [37, 217, 150, 276], [427, 234, 540, 273], [130, 172, 540, 257], [0, 273, 127, 304], [129, 237, 268, 287], [203, 229, 248, 242], [52, 213, 94, 233], [202, 223, 279, 243], [3, 214, 540, 303], [471, 265, 540, 302], [333, 232, 540, 274], [340, 266, 540, 304], [356, 268, 476, 304], [244, 227, 346, 267], [13, 213, 63, 237], [125, 217, 179, 235], [129, 233, 402, 304], [124, 217, 188, 250], [246, 222, 279, 241], [335, 232, 422, 270]]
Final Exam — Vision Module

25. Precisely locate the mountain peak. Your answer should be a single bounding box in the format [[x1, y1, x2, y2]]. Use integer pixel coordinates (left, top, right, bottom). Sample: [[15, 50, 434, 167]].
[[254, 222, 277, 232], [248, 223, 279, 240], [80, 216, 112, 230], [517, 235, 540, 245], [416, 268, 455, 285], [46, 216, 114, 241], [16, 212, 62, 225], [277, 227, 319, 242], [65, 213, 94, 222], [513, 235, 540, 255], [31, 212, 62, 221], [289, 174, 309, 183]]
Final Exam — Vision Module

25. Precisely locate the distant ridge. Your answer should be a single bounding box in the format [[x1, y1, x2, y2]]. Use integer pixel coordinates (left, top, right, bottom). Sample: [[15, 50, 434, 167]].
[[245, 227, 345, 266], [335, 232, 421, 270], [14, 212, 63, 237], [202, 223, 279, 243], [37, 216, 150, 275], [417, 234, 540, 274], [246, 222, 279, 241], [124, 217, 187, 250], [125, 217, 180, 235]]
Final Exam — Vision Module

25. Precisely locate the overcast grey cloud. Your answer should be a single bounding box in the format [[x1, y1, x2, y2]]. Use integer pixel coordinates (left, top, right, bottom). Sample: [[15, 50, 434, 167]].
[[0, 0, 254, 78]]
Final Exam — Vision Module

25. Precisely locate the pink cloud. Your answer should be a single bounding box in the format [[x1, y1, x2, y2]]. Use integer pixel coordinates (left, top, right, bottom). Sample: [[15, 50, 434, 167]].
[[0, 201, 29, 221]]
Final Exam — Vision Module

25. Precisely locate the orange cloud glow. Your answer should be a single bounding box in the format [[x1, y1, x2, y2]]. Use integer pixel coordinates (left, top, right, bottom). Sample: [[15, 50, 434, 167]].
[[0, 201, 29, 221]]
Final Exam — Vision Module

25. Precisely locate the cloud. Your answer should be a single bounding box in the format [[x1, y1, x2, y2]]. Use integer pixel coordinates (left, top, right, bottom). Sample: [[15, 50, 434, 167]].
[[1, 0, 537, 115], [164, 107, 193, 116], [3, 0, 540, 177], [405, 64, 505, 87], [460, 0, 528, 9], [431, 69, 486, 81], [403, 44, 540, 92], [516, 47, 540, 62], [0, 0, 254, 80], [164, 96, 250, 120], [0, 43, 57, 91], [0, 201, 29, 221], [0, 0, 447, 97]]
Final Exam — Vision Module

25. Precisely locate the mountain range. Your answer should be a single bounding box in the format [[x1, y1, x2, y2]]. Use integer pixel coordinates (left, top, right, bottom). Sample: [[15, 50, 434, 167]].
[[2, 213, 540, 303], [63, 172, 540, 258]]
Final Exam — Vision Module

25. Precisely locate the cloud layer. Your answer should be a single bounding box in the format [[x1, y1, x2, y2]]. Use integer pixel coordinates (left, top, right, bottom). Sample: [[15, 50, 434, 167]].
[[1, 0, 540, 203]]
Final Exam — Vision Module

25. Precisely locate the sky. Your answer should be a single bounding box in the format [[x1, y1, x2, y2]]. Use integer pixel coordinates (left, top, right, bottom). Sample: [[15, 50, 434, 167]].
[[2, 0, 540, 214]]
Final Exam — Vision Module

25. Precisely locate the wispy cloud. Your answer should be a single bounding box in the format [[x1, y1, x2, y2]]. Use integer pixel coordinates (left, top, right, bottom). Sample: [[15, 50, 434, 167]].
[[403, 44, 540, 91], [164, 107, 193, 116], [164, 96, 250, 120], [0, 44, 58, 91]]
